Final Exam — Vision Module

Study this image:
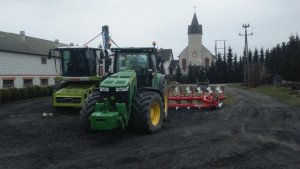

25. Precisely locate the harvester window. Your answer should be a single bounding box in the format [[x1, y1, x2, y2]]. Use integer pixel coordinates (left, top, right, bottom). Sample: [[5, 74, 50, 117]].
[[85, 50, 96, 75], [61, 49, 96, 77]]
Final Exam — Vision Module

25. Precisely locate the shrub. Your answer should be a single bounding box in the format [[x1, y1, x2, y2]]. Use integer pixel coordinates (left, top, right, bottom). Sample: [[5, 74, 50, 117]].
[[1, 89, 11, 103], [0, 89, 2, 103], [18, 88, 29, 100], [40, 87, 49, 97], [26, 87, 36, 99], [33, 86, 42, 97], [8, 88, 20, 101], [47, 86, 54, 96]]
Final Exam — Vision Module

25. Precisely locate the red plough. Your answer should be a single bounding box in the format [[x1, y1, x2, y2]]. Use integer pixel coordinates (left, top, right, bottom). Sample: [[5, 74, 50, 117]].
[[168, 85, 225, 110]]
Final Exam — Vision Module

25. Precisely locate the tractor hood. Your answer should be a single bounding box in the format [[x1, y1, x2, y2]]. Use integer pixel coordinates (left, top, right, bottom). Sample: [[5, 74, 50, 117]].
[[100, 70, 136, 87], [55, 85, 92, 97]]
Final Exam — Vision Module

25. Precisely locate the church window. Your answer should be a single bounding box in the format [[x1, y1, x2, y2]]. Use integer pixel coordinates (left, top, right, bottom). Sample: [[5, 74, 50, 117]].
[[182, 59, 187, 70], [205, 58, 210, 67]]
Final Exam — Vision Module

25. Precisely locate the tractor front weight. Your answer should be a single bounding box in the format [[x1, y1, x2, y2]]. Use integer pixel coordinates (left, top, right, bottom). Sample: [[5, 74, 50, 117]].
[[90, 99, 128, 130]]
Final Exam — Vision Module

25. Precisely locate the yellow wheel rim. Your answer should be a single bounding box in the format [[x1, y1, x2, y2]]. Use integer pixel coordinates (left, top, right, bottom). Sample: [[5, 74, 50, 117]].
[[150, 102, 161, 126], [164, 91, 168, 113]]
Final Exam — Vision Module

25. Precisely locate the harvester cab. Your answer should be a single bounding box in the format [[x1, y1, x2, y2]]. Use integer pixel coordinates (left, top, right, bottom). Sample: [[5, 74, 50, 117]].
[[80, 47, 168, 134], [48, 47, 112, 109]]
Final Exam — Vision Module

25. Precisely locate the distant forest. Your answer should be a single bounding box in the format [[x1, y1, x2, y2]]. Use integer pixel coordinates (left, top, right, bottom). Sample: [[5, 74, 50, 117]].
[[174, 34, 300, 84]]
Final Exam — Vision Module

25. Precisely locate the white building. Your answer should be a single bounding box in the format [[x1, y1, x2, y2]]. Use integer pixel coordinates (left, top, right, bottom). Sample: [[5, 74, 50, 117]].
[[179, 13, 215, 75], [158, 48, 174, 75], [0, 31, 65, 88]]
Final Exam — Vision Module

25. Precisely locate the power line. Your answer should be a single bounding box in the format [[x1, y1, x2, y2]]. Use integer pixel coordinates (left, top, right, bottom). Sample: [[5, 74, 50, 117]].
[[257, 11, 300, 29], [214, 40, 227, 60]]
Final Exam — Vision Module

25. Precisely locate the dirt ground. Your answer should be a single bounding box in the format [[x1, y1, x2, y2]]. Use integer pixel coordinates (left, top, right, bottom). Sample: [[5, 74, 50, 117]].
[[0, 86, 300, 169]]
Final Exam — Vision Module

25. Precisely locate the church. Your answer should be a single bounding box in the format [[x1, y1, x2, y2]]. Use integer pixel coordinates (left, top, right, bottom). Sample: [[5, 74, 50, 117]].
[[178, 13, 215, 75]]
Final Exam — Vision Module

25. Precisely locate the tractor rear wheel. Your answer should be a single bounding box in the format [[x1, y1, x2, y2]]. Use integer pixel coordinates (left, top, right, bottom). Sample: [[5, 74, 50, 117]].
[[129, 91, 164, 134], [80, 92, 102, 130]]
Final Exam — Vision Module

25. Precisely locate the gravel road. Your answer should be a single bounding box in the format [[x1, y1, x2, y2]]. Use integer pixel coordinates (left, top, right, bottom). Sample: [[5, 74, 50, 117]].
[[0, 87, 300, 169]]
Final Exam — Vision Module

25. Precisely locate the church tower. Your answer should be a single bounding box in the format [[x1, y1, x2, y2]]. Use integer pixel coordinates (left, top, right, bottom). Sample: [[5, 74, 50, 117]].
[[178, 13, 214, 75], [187, 13, 203, 66]]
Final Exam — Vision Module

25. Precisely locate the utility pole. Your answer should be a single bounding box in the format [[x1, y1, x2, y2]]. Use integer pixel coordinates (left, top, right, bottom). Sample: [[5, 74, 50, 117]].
[[214, 40, 227, 60], [239, 24, 253, 85]]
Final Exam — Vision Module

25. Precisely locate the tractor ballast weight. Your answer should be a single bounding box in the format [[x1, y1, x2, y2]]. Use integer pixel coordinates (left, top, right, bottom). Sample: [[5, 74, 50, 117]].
[[80, 47, 168, 133]]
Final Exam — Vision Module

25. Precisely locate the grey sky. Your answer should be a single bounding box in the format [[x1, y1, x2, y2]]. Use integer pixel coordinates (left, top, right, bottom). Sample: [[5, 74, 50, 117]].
[[1, 0, 300, 58]]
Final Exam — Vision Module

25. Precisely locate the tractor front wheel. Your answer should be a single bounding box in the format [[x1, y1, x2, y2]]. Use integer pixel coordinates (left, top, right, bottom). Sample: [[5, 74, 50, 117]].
[[80, 92, 102, 130], [130, 91, 164, 134]]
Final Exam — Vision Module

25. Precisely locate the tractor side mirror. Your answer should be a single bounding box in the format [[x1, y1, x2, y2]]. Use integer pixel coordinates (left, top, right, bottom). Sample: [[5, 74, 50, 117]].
[[48, 49, 53, 59]]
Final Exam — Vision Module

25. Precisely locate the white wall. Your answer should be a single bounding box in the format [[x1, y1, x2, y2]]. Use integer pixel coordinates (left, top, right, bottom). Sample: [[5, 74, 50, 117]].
[[188, 34, 202, 66], [179, 46, 188, 74], [163, 53, 173, 75], [0, 51, 59, 88]]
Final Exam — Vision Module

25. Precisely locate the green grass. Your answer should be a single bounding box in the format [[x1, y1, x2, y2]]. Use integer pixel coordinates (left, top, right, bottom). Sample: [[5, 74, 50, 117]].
[[229, 83, 300, 107], [223, 93, 236, 105]]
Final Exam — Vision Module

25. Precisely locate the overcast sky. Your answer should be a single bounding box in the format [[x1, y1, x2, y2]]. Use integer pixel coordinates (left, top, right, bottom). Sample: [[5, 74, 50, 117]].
[[1, 0, 300, 58]]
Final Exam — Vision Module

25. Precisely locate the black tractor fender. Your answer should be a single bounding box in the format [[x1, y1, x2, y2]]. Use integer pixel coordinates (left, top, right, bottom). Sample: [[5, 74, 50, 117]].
[[140, 87, 163, 98], [141, 75, 167, 102]]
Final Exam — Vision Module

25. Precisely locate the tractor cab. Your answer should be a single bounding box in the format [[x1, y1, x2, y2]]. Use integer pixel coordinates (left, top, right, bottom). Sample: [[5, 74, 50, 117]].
[[111, 47, 158, 88], [48, 47, 111, 77]]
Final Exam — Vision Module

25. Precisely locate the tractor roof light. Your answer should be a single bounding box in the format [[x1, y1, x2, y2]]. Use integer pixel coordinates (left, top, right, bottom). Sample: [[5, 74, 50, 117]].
[[152, 41, 156, 47]]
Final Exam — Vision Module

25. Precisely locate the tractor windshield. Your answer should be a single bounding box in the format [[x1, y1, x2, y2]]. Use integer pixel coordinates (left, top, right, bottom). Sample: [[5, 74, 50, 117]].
[[116, 52, 148, 75], [59, 49, 96, 77]]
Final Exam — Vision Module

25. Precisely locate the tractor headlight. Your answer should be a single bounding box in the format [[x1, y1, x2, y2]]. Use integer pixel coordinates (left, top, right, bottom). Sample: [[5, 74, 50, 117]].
[[116, 86, 129, 92], [99, 87, 109, 92]]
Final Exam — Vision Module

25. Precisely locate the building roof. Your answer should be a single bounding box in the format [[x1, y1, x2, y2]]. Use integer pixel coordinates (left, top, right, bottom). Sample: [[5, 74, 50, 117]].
[[202, 45, 217, 59], [169, 60, 179, 68], [159, 49, 173, 62], [0, 31, 66, 56], [188, 13, 203, 35]]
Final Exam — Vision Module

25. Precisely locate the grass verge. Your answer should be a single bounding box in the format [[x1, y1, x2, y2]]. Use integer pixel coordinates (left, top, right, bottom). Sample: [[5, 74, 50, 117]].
[[229, 83, 300, 107], [223, 93, 236, 105]]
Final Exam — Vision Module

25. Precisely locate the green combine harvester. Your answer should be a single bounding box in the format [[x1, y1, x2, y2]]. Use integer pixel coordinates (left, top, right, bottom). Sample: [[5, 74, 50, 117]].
[[48, 47, 112, 110], [80, 47, 168, 133]]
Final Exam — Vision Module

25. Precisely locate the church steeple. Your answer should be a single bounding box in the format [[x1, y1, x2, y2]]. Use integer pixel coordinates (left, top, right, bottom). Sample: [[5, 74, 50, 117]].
[[188, 13, 202, 35]]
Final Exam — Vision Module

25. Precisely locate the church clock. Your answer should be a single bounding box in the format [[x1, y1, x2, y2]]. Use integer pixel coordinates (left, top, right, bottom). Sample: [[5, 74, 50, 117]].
[[192, 51, 197, 57]]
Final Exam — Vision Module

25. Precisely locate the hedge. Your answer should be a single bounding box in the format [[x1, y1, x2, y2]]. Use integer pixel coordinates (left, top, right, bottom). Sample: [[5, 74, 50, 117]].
[[0, 86, 54, 104]]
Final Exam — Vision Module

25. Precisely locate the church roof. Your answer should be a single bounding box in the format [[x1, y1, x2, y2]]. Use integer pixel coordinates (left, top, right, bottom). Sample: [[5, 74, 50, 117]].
[[188, 13, 202, 35]]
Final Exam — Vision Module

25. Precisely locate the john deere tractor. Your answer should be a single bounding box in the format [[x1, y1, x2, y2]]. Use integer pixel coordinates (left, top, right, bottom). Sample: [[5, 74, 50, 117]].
[[48, 47, 112, 110], [80, 47, 168, 133]]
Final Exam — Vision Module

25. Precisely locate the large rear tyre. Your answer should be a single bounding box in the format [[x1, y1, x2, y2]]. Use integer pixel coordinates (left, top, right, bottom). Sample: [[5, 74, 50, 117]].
[[129, 91, 164, 134], [79, 92, 102, 130]]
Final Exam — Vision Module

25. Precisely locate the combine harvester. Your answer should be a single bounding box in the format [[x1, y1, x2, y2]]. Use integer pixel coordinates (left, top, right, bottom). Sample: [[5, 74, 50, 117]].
[[168, 83, 225, 110]]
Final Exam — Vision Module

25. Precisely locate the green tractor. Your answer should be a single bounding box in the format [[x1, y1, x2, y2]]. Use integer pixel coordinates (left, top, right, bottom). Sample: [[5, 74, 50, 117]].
[[80, 47, 168, 133], [48, 47, 112, 110]]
